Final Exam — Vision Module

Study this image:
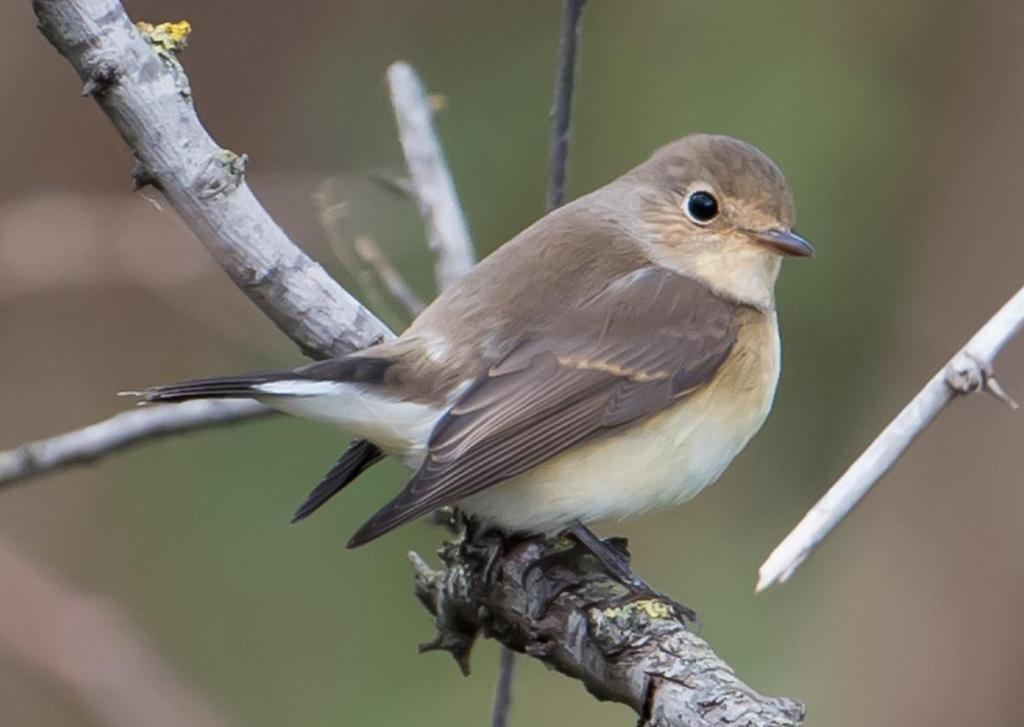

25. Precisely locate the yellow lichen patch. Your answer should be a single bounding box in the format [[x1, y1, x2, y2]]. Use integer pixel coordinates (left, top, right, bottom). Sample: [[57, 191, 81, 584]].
[[602, 599, 672, 621], [136, 20, 192, 54]]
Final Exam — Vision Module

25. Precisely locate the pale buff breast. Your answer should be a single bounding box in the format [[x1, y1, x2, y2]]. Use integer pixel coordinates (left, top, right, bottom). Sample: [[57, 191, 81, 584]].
[[459, 309, 781, 533]]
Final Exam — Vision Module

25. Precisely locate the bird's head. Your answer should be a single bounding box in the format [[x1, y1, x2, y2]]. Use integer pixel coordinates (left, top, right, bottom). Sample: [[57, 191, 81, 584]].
[[626, 134, 812, 309]]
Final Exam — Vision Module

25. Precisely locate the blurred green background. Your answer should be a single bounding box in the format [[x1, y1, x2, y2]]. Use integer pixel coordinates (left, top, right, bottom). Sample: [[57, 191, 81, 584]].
[[3, 1, 1024, 725]]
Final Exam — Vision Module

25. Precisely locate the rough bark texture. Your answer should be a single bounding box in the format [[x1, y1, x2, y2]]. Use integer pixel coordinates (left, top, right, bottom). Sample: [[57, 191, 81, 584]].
[[33, 0, 393, 358], [411, 525, 805, 726]]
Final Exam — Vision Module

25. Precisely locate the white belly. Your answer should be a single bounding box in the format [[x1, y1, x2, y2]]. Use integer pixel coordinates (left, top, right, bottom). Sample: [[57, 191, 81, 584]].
[[460, 314, 781, 533]]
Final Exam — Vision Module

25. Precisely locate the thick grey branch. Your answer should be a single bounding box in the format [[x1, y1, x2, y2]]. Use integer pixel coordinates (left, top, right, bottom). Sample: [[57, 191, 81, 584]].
[[387, 61, 475, 291], [0, 400, 270, 490], [758, 283, 1024, 591], [34, 0, 392, 358], [412, 531, 804, 727]]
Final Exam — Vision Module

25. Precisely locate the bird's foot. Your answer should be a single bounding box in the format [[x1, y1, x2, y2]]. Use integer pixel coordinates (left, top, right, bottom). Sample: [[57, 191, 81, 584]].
[[457, 516, 511, 586], [562, 522, 699, 629]]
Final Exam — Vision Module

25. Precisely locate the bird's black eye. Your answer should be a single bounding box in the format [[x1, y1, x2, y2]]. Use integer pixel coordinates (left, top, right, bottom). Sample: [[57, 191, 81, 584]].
[[685, 190, 719, 224]]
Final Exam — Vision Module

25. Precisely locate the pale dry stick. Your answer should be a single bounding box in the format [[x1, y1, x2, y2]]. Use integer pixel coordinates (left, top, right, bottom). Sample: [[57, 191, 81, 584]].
[[354, 236, 427, 317], [314, 182, 404, 325], [0, 537, 229, 727], [757, 283, 1024, 592], [0, 400, 269, 490], [387, 61, 476, 292]]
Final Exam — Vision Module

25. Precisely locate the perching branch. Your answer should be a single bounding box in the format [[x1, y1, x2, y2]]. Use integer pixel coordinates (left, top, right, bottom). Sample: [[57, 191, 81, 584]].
[[758, 283, 1024, 592], [26, 1, 802, 722], [412, 528, 805, 727], [387, 61, 476, 291]]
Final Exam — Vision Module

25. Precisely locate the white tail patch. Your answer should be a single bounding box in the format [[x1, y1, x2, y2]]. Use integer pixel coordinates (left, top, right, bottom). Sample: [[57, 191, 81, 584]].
[[255, 381, 442, 462], [255, 380, 344, 396]]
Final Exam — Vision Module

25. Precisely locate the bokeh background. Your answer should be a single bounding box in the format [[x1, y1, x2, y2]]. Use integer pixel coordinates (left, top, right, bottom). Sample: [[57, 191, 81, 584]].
[[3, 1, 1024, 725]]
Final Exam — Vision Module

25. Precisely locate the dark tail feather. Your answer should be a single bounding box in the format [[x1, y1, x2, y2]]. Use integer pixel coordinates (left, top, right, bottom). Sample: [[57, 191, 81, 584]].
[[292, 438, 384, 523], [135, 372, 290, 403], [132, 354, 396, 405]]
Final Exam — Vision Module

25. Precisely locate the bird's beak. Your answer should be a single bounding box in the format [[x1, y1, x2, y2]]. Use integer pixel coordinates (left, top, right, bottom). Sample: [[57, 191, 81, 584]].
[[747, 228, 814, 257]]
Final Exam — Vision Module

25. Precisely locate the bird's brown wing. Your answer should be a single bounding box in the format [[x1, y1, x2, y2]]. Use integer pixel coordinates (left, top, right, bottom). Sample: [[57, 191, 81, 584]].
[[348, 268, 741, 547]]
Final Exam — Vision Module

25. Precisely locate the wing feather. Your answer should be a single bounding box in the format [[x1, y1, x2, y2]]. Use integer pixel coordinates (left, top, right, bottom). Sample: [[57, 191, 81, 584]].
[[348, 268, 741, 547]]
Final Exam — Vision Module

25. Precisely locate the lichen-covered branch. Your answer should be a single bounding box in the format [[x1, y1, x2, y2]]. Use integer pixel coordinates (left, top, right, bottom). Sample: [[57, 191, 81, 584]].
[[411, 529, 805, 726], [34, 0, 393, 358]]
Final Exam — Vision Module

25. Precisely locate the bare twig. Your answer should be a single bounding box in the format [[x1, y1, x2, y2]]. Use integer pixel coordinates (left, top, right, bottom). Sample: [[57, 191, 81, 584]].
[[758, 283, 1024, 592], [387, 61, 475, 292], [314, 180, 414, 325], [546, 0, 587, 211], [354, 236, 427, 318], [0, 400, 269, 490], [411, 530, 805, 726], [0, 537, 229, 727]]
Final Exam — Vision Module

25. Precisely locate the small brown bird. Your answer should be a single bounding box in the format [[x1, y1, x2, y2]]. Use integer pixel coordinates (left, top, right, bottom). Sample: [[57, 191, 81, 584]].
[[138, 134, 812, 559]]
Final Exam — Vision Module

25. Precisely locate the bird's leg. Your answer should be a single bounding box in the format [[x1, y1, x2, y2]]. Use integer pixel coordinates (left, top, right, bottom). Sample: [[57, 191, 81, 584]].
[[460, 514, 511, 585], [564, 522, 639, 587], [564, 522, 700, 628]]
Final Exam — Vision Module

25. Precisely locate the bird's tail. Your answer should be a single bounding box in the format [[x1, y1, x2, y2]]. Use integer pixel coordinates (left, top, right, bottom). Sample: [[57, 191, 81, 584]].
[[124, 371, 294, 403], [123, 354, 395, 405]]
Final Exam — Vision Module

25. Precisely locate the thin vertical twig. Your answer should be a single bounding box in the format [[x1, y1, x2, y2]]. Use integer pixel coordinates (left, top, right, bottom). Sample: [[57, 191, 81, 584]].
[[490, 646, 516, 727], [546, 0, 588, 211], [492, 5, 589, 725]]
